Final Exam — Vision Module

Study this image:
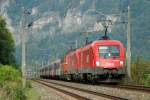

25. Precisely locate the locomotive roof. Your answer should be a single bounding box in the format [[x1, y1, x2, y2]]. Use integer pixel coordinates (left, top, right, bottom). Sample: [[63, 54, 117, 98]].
[[80, 40, 122, 49], [65, 39, 123, 56], [92, 40, 122, 45]]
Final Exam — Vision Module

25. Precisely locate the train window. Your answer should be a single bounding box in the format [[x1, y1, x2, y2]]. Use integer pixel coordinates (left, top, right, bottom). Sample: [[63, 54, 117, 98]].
[[98, 45, 120, 58]]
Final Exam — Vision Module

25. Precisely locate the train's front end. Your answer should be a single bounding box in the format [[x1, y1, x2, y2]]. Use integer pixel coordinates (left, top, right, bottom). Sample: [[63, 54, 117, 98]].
[[94, 40, 125, 82]]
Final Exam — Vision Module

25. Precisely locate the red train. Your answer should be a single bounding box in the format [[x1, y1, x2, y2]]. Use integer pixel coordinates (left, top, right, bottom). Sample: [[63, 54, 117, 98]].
[[40, 39, 126, 82]]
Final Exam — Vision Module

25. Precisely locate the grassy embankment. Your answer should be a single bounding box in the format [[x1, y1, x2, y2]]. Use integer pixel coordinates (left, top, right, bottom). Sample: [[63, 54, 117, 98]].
[[131, 58, 150, 86], [124, 58, 150, 86], [0, 64, 40, 100]]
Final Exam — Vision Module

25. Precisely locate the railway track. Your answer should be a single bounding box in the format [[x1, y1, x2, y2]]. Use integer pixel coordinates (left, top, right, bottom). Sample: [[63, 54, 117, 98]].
[[48, 79, 150, 94], [34, 80, 89, 100], [101, 84, 150, 94], [34, 79, 127, 100]]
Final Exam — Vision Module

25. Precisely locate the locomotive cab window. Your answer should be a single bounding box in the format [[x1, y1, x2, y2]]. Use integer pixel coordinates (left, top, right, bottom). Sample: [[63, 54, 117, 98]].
[[98, 45, 120, 58]]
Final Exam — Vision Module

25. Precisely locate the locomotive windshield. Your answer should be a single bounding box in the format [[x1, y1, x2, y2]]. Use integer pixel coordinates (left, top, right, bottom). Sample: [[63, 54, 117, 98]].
[[98, 45, 120, 58]]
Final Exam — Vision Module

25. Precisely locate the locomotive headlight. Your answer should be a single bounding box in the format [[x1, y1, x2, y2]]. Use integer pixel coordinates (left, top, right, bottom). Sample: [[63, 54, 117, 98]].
[[120, 61, 124, 66], [96, 61, 100, 66]]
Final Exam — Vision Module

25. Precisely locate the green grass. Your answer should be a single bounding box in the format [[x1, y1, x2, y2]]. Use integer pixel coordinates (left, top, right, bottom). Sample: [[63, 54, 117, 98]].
[[25, 88, 40, 100], [0, 65, 40, 100]]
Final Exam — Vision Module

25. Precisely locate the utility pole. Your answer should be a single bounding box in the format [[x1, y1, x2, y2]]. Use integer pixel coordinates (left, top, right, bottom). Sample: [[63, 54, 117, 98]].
[[47, 60, 50, 77], [35, 61, 38, 78], [21, 7, 26, 88], [21, 7, 30, 88], [42, 60, 45, 77], [127, 6, 131, 79]]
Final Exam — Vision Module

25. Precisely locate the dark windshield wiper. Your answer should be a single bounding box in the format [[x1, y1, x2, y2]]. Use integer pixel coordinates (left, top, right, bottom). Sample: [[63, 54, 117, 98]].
[[104, 53, 109, 59]]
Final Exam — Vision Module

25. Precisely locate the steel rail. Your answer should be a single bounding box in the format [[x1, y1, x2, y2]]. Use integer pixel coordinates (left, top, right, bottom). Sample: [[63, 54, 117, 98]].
[[38, 79, 128, 100], [34, 80, 90, 100], [102, 84, 150, 93]]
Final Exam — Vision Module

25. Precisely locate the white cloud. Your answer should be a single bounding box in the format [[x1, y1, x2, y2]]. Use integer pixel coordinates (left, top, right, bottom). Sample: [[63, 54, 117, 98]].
[[31, 7, 38, 15]]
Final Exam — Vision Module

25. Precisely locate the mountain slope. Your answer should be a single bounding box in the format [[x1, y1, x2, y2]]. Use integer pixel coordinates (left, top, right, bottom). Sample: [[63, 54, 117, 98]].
[[3, 0, 150, 64]]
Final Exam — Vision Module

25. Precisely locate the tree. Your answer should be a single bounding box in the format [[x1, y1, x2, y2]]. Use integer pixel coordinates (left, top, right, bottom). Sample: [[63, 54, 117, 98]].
[[0, 16, 15, 65]]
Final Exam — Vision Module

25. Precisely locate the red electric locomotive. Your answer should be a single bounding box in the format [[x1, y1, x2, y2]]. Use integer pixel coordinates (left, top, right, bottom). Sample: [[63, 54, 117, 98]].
[[62, 39, 125, 82]]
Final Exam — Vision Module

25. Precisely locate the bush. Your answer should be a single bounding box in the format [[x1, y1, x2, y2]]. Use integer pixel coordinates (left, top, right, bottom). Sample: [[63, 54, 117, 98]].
[[131, 58, 150, 86], [145, 74, 150, 87], [0, 64, 26, 100]]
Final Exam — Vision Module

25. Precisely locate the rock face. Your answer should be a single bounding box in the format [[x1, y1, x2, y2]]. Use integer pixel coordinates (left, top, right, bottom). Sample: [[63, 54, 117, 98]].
[[2, 0, 150, 64]]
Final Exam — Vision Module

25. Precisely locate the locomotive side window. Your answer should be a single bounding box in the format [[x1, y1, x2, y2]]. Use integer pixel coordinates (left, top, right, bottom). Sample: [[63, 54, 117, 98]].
[[98, 46, 120, 58]]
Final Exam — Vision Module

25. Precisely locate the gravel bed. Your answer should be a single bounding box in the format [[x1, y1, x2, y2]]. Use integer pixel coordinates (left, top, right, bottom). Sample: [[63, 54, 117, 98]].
[[32, 81, 77, 100], [44, 79, 150, 100], [41, 81, 109, 100]]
